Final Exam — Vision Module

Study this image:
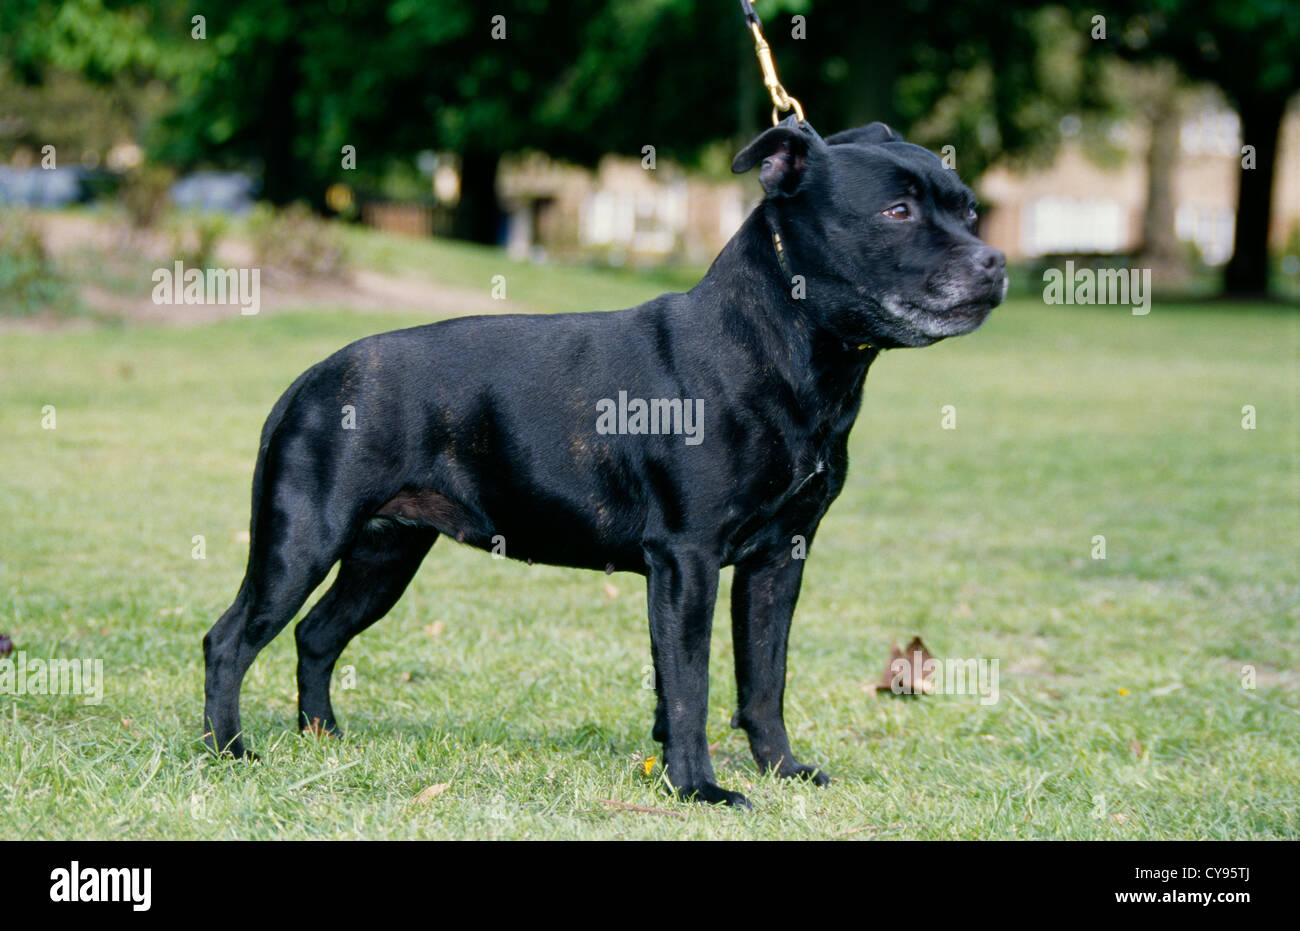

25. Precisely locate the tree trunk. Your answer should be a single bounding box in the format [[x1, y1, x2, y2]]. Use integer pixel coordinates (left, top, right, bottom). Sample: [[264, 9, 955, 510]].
[[260, 34, 305, 206], [1137, 69, 1185, 279], [451, 149, 503, 245], [842, 6, 900, 129], [1223, 93, 1285, 297]]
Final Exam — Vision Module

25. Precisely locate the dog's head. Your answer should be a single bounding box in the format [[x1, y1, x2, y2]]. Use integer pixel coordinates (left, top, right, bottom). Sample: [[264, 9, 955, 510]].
[[733, 119, 1006, 348]]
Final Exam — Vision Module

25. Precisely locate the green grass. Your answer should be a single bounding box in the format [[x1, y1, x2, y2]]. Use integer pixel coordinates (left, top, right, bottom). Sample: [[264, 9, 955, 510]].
[[0, 243, 1297, 838], [338, 221, 708, 312]]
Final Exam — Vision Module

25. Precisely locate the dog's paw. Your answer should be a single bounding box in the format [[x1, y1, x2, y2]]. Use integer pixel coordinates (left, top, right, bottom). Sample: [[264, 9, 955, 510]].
[[208, 741, 259, 763], [675, 783, 754, 809], [204, 730, 254, 761], [754, 756, 831, 786], [779, 761, 830, 787]]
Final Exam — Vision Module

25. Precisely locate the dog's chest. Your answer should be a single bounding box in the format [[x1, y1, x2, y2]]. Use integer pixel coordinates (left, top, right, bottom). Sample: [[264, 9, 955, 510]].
[[742, 429, 847, 521]]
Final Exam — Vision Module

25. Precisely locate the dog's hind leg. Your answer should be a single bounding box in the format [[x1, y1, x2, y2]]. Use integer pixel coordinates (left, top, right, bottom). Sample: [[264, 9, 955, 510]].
[[295, 519, 437, 737], [203, 503, 350, 759]]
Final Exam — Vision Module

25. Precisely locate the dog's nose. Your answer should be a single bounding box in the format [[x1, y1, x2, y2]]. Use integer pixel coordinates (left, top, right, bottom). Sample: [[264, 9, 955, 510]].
[[971, 246, 1005, 276]]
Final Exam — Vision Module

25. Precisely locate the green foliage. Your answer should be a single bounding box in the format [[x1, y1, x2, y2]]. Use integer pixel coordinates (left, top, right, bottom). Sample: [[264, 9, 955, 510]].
[[0, 63, 137, 164], [247, 203, 348, 280], [887, 5, 1116, 179], [1096, 0, 1300, 105], [8, 0, 1286, 199], [0, 210, 76, 316], [169, 210, 227, 271], [118, 162, 176, 229], [1090, 0, 1300, 295], [0, 0, 198, 85]]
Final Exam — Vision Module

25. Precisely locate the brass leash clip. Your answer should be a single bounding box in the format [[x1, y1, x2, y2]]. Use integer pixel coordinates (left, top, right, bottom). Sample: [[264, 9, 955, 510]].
[[739, 0, 806, 125]]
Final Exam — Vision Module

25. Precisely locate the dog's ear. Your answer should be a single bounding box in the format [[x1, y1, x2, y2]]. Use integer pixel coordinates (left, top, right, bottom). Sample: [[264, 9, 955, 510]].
[[826, 122, 902, 146], [732, 122, 822, 196]]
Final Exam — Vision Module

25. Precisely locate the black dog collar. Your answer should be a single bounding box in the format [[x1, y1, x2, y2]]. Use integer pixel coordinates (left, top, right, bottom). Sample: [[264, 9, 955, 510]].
[[768, 218, 877, 353]]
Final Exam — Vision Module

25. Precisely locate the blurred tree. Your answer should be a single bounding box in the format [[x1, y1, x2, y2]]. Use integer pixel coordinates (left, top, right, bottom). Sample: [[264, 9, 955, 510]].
[[1123, 61, 1188, 281], [0, 65, 144, 164], [146, 0, 753, 241], [11, 0, 1289, 297], [0, 0, 191, 83], [719, 3, 1118, 187], [0, 0, 1116, 243], [4, 0, 1099, 244], [1096, 0, 1300, 297], [0, 0, 192, 162]]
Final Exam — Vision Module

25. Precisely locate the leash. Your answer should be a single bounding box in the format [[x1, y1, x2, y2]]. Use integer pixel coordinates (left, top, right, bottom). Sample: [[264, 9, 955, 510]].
[[738, 0, 805, 125], [737, 3, 872, 351]]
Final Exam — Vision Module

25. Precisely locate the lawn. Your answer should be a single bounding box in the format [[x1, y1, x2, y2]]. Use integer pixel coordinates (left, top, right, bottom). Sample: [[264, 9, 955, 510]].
[[0, 236, 1297, 839]]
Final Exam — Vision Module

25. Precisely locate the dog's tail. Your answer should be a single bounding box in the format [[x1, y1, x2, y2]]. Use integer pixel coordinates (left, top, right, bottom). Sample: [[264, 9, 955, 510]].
[[239, 368, 316, 583]]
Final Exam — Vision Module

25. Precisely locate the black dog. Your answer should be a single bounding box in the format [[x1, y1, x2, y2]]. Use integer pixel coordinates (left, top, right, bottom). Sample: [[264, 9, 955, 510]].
[[203, 119, 1005, 808]]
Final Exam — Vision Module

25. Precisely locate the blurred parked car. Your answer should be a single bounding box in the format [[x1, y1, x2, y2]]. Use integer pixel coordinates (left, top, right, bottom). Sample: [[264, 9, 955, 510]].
[[169, 171, 257, 213], [0, 166, 103, 207]]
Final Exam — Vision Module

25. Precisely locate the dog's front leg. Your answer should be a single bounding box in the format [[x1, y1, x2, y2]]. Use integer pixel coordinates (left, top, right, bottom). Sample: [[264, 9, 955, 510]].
[[644, 542, 750, 809], [730, 554, 830, 786]]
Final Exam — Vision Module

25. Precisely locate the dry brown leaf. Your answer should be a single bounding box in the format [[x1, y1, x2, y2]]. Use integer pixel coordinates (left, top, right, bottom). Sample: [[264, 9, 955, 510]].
[[423, 620, 446, 637], [872, 636, 936, 696], [603, 582, 619, 599], [413, 782, 450, 805], [872, 643, 905, 693]]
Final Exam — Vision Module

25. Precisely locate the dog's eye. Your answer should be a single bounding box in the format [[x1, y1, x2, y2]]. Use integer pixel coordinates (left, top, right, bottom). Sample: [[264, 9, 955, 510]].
[[965, 206, 978, 222], [883, 203, 911, 219]]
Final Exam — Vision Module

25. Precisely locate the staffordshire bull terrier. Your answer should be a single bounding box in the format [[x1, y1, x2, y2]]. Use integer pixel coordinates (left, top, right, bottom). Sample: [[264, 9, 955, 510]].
[[202, 118, 1006, 808]]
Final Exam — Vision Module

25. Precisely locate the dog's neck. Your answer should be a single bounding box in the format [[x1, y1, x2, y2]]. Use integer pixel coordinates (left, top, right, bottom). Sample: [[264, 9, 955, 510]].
[[701, 208, 877, 345], [690, 206, 878, 428]]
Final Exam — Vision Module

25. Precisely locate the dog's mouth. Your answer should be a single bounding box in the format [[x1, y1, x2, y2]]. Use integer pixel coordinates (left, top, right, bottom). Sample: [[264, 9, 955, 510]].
[[940, 298, 996, 321], [880, 281, 1003, 340]]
